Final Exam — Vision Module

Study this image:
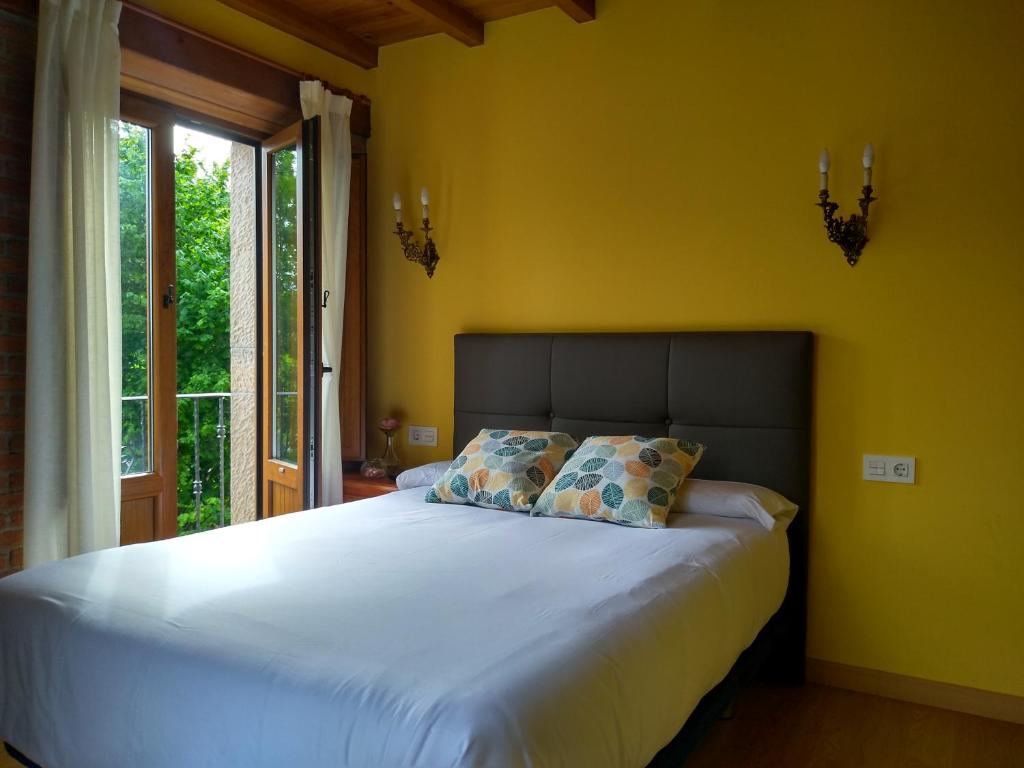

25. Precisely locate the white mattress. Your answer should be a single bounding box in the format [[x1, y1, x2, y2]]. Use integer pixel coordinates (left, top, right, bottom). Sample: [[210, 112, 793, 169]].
[[0, 489, 789, 768]]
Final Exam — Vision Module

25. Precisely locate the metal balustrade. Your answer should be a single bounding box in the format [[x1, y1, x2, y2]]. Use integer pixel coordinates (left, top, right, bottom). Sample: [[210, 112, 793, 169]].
[[121, 393, 231, 533]]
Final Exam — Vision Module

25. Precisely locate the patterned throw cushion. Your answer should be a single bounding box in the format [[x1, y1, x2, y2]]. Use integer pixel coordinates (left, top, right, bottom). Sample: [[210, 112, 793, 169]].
[[531, 435, 705, 528], [426, 429, 578, 512]]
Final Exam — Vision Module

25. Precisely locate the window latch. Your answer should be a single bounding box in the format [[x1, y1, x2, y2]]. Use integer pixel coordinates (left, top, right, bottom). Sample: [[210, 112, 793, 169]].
[[162, 284, 176, 308], [322, 289, 330, 309]]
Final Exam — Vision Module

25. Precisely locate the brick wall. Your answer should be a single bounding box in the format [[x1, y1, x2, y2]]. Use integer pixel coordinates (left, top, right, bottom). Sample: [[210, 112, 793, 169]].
[[0, 0, 36, 577]]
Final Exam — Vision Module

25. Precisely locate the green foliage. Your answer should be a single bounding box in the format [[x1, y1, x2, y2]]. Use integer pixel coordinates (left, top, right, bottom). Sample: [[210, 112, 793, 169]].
[[119, 124, 149, 400], [119, 123, 150, 476], [175, 141, 233, 534], [271, 149, 299, 463]]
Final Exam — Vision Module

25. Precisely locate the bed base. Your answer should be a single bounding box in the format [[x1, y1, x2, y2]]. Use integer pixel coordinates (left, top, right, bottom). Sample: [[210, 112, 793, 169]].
[[4, 742, 40, 768], [648, 606, 795, 766]]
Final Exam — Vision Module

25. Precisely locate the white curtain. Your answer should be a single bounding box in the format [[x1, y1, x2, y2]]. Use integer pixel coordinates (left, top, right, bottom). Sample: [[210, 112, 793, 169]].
[[24, 0, 123, 566], [300, 81, 353, 506]]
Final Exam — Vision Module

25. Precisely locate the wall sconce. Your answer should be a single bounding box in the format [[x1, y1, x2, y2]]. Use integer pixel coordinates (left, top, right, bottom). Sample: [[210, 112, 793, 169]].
[[817, 144, 877, 266], [393, 188, 440, 278]]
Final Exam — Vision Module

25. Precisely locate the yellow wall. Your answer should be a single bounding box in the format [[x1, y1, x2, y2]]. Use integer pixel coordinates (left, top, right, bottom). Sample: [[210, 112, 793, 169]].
[[367, 0, 1024, 698]]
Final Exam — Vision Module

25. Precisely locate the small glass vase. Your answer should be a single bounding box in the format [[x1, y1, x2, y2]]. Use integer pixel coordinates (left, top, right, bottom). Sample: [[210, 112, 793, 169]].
[[359, 458, 387, 480], [381, 431, 400, 479]]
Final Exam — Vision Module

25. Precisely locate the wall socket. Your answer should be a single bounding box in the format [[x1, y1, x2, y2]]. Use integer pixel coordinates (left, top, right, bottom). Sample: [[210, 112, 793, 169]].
[[408, 425, 438, 447], [862, 454, 916, 484]]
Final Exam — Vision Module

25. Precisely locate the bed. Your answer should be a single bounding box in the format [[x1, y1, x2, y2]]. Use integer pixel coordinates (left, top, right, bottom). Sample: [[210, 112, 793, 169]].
[[1, 331, 812, 767]]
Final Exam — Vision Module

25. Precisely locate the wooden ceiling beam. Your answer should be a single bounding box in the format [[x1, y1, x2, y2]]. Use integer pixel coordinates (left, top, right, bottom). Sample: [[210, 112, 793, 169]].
[[389, 0, 485, 47], [553, 0, 596, 23], [214, 0, 379, 69]]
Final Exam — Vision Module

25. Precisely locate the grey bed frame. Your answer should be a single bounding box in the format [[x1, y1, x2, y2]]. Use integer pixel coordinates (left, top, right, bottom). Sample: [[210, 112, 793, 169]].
[[454, 331, 812, 766]]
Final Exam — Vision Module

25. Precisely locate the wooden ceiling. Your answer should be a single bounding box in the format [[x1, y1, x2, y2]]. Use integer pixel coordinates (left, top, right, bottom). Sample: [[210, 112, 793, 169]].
[[215, 0, 595, 69]]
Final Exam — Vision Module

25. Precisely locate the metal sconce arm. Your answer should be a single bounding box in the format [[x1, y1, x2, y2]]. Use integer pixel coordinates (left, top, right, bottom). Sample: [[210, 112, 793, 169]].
[[394, 219, 440, 278], [817, 186, 877, 267]]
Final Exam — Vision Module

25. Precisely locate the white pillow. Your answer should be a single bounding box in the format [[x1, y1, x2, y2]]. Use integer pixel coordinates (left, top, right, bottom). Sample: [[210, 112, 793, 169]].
[[396, 461, 453, 491], [672, 479, 798, 531]]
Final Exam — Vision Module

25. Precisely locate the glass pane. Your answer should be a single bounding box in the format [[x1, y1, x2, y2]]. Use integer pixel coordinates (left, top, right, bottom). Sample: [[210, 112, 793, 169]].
[[173, 125, 235, 534], [271, 146, 299, 464], [119, 121, 153, 476]]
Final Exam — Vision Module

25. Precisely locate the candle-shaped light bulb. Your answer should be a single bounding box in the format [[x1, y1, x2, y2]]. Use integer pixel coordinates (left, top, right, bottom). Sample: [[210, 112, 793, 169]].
[[393, 193, 402, 224], [862, 143, 874, 187], [819, 148, 830, 191], [420, 187, 430, 221]]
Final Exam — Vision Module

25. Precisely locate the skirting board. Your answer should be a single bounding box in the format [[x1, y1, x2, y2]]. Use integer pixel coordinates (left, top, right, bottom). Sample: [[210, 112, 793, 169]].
[[807, 658, 1024, 726]]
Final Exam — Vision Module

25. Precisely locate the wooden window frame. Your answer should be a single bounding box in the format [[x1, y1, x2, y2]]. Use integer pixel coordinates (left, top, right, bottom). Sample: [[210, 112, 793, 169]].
[[261, 121, 307, 516], [119, 93, 179, 542]]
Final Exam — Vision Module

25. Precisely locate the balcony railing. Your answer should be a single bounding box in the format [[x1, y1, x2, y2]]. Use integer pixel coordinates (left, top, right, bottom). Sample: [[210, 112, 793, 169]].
[[121, 393, 231, 534]]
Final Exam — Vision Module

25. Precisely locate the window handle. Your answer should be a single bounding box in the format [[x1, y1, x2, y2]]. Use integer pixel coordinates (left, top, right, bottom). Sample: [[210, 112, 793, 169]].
[[163, 284, 175, 308]]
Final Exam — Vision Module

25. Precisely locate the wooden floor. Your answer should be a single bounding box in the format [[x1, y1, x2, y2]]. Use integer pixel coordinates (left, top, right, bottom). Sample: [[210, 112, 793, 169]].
[[686, 682, 1024, 767], [4, 683, 1023, 767]]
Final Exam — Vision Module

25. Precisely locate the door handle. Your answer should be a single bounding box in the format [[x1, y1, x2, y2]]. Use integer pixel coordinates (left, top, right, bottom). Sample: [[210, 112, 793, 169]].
[[163, 284, 176, 308]]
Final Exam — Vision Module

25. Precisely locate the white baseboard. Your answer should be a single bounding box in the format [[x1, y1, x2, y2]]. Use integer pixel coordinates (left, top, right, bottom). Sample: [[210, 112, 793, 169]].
[[807, 658, 1024, 725]]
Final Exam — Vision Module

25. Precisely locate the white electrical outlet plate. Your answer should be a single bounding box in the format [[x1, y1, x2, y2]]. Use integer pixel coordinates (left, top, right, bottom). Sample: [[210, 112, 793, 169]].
[[862, 454, 916, 484], [408, 425, 438, 447]]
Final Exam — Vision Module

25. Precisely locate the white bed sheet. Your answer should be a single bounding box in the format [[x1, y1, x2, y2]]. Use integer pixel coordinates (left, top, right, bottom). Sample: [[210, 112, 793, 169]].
[[0, 489, 788, 768]]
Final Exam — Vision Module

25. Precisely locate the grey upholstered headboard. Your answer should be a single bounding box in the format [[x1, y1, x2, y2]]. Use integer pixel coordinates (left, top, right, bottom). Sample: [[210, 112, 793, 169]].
[[453, 332, 813, 514]]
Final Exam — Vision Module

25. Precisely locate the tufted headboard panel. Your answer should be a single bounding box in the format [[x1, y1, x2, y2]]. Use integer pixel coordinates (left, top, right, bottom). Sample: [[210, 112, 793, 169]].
[[454, 332, 812, 512]]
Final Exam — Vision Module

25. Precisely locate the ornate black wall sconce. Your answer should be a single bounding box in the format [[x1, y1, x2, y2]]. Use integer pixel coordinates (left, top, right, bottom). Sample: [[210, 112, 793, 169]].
[[393, 189, 440, 278], [817, 145, 877, 267]]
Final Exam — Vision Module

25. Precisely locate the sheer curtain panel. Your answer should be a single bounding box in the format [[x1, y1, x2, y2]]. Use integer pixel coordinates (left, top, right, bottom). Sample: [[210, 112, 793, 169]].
[[24, 0, 123, 566], [300, 80, 353, 506]]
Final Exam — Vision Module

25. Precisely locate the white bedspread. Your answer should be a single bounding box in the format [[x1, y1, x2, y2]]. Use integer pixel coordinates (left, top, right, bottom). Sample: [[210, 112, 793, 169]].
[[0, 489, 788, 768]]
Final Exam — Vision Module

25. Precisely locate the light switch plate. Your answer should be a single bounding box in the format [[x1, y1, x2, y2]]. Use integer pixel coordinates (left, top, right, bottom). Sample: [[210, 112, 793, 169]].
[[408, 425, 438, 447], [862, 454, 916, 484]]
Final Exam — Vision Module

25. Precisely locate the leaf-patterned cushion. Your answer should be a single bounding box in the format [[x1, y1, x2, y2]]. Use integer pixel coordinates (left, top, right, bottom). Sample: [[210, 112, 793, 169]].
[[531, 436, 705, 528], [426, 429, 578, 512]]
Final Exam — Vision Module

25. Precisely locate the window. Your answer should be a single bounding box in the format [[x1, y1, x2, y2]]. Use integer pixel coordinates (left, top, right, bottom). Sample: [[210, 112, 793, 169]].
[[119, 120, 154, 476]]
